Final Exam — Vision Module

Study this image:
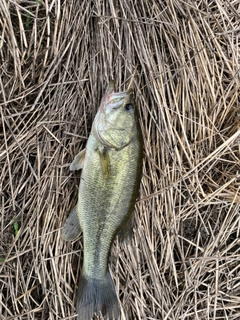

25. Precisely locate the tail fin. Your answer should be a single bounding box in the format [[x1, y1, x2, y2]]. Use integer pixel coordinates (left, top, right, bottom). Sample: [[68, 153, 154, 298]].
[[76, 271, 119, 320]]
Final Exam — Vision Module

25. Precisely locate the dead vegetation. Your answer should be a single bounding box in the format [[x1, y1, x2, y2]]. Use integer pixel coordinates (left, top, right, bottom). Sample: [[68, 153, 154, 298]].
[[0, 0, 240, 319]]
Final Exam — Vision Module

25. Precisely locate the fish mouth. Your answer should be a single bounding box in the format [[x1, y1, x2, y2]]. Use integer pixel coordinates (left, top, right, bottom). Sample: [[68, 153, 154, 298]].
[[106, 81, 134, 110], [107, 90, 133, 109]]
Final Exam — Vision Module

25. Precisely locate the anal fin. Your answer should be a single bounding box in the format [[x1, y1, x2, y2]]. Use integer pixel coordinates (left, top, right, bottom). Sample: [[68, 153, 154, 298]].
[[62, 205, 82, 241]]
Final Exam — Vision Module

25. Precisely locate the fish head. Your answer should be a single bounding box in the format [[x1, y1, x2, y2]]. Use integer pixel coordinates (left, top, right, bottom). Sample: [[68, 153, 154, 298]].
[[93, 81, 139, 149]]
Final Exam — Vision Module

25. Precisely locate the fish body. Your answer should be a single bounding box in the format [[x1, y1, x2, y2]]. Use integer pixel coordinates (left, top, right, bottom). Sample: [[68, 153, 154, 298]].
[[62, 81, 143, 319]]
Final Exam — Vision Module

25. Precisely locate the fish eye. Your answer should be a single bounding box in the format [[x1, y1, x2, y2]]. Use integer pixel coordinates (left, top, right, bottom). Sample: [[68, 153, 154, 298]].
[[125, 104, 134, 111]]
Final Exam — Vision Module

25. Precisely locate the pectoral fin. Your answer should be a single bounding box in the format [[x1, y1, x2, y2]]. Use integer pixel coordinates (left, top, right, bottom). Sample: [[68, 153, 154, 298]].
[[70, 149, 86, 171], [97, 147, 111, 177], [117, 212, 134, 245], [62, 206, 82, 241]]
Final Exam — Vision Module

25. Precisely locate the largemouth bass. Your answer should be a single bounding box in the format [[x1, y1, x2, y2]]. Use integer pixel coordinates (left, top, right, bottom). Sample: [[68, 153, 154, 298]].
[[62, 81, 143, 319]]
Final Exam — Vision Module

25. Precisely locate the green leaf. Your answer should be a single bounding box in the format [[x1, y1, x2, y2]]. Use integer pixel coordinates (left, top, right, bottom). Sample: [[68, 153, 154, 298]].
[[14, 219, 19, 236]]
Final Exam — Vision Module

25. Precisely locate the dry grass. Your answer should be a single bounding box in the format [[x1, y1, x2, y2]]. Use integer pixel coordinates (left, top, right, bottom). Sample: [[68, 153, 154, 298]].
[[0, 0, 240, 319]]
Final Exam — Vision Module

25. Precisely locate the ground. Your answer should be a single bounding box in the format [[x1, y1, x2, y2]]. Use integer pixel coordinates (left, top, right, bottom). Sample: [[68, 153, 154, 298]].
[[0, 1, 240, 319]]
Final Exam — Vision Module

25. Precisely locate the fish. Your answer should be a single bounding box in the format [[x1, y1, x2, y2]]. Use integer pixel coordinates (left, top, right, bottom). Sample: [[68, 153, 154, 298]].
[[62, 80, 143, 319]]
